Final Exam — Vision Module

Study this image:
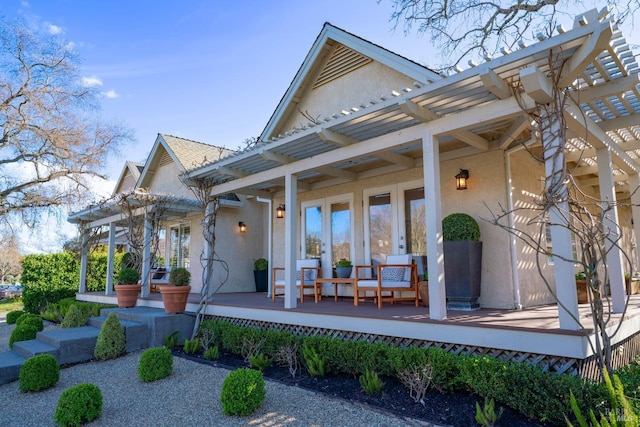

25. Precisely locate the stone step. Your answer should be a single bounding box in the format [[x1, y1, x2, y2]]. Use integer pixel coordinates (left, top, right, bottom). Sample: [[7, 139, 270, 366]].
[[88, 316, 148, 352], [12, 339, 57, 359], [0, 351, 26, 385], [37, 326, 101, 365]]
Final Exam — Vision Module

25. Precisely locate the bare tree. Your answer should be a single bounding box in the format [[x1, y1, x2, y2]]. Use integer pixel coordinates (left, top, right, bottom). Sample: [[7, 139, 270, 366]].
[[0, 232, 23, 283], [0, 18, 131, 228], [389, 0, 638, 70]]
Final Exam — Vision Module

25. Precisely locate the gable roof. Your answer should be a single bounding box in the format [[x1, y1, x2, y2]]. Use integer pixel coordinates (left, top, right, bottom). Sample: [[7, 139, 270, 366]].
[[138, 134, 234, 188], [112, 161, 144, 196], [259, 22, 442, 141]]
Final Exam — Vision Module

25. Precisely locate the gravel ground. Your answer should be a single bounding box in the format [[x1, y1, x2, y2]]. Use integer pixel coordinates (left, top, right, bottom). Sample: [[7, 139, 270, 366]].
[[0, 316, 428, 427]]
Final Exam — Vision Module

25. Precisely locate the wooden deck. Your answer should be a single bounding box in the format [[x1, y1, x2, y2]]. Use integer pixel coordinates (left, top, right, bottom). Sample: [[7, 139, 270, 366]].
[[77, 291, 640, 367]]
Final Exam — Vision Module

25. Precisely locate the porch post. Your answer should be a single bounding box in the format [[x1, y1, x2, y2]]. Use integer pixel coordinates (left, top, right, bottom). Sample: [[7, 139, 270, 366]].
[[141, 213, 152, 298], [105, 222, 116, 295], [422, 131, 447, 320], [629, 174, 640, 273], [596, 147, 625, 312], [284, 173, 298, 309], [79, 226, 89, 294]]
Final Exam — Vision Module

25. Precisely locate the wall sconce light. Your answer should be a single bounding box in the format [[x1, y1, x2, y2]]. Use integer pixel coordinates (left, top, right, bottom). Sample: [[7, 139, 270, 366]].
[[238, 221, 247, 233], [455, 169, 469, 190], [276, 204, 285, 219]]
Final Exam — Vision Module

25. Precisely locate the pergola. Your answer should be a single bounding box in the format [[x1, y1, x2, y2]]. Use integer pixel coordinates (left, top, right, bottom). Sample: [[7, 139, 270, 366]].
[[68, 190, 203, 298], [186, 9, 640, 330]]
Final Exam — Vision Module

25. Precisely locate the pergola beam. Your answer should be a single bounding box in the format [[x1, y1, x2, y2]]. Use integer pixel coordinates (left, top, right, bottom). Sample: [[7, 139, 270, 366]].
[[219, 166, 250, 178], [259, 149, 296, 164], [316, 166, 357, 181], [559, 20, 613, 87], [380, 151, 416, 169], [480, 68, 512, 99], [494, 115, 530, 149], [316, 128, 359, 146], [572, 73, 640, 104]]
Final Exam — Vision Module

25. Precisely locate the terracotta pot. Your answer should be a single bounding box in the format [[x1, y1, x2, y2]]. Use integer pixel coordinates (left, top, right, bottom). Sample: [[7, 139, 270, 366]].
[[576, 279, 589, 304], [418, 281, 429, 307], [115, 284, 141, 308], [159, 285, 191, 314]]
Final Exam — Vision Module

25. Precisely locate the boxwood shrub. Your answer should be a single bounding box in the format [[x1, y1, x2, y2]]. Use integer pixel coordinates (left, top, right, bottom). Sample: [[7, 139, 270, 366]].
[[54, 383, 102, 427], [138, 347, 173, 382], [19, 354, 60, 392], [94, 312, 125, 360], [9, 324, 38, 349], [6, 310, 25, 324], [220, 368, 266, 416], [16, 314, 44, 331]]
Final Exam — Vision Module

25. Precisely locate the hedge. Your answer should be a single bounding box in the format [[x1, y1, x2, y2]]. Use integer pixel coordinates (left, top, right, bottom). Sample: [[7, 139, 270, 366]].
[[21, 252, 124, 314]]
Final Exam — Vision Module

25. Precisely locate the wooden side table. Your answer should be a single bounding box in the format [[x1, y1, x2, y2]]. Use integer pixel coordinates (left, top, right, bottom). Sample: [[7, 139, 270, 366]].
[[313, 278, 355, 303]]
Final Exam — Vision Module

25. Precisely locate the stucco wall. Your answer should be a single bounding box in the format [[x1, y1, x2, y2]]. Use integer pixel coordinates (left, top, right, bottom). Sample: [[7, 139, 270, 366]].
[[270, 149, 516, 309], [280, 61, 417, 133], [148, 162, 193, 199]]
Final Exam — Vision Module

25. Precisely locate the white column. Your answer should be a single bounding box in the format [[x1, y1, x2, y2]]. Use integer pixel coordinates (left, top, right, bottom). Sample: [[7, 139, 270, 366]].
[[596, 147, 625, 312], [542, 111, 580, 330], [105, 222, 116, 295], [284, 173, 298, 309], [79, 228, 89, 294], [629, 174, 640, 274], [141, 214, 152, 298], [202, 198, 216, 299], [423, 132, 447, 320]]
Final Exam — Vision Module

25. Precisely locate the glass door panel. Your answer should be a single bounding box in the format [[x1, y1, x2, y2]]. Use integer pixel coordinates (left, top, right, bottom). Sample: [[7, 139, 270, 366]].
[[368, 192, 393, 267], [304, 205, 322, 259], [404, 187, 426, 256], [330, 202, 351, 265]]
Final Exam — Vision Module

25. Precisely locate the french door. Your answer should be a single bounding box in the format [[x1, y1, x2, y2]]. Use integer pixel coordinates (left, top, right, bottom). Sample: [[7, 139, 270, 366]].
[[363, 180, 426, 273], [301, 194, 354, 279]]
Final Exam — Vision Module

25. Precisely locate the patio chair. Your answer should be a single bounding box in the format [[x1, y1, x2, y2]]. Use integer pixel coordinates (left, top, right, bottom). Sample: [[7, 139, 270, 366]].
[[354, 254, 419, 309], [148, 266, 171, 292], [272, 259, 321, 302]]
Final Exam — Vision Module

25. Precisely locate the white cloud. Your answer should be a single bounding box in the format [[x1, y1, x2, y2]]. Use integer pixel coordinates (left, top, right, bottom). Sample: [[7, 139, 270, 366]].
[[46, 23, 64, 35], [102, 89, 120, 99], [82, 76, 103, 87]]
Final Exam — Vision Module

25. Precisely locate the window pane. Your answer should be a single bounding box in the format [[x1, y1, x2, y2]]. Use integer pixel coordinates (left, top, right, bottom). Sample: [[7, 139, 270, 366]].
[[331, 202, 350, 264], [305, 206, 322, 259], [369, 193, 392, 266]]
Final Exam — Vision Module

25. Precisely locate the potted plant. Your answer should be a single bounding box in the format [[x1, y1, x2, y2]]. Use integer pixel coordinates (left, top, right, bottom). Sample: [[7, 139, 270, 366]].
[[625, 273, 639, 295], [442, 213, 482, 310], [575, 271, 588, 303], [335, 259, 353, 278], [254, 258, 268, 292], [159, 267, 191, 313], [418, 272, 429, 307], [114, 268, 141, 308]]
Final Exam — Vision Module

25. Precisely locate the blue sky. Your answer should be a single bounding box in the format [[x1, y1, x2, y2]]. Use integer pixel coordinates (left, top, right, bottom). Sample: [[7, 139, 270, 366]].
[[1, 0, 442, 183]]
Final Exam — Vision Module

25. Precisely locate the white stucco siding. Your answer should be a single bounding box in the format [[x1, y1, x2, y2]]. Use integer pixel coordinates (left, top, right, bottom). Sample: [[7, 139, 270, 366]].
[[280, 61, 417, 133], [509, 150, 556, 307], [148, 162, 195, 199]]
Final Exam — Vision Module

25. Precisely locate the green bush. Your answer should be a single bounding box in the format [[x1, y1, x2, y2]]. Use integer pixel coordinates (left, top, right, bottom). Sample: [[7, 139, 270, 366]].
[[169, 267, 191, 286], [19, 314, 44, 332], [442, 213, 481, 241], [94, 312, 125, 360], [250, 353, 272, 371], [359, 369, 385, 395], [61, 304, 88, 328], [19, 354, 60, 392], [220, 368, 266, 416], [117, 268, 140, 285], [204, 346, 219, 360], [183, 338, 201, 355], [54, 383, 102, 427], [138, 347, 173, 382], [303, 345, 326, 377], [9, 324, 38, 349], [6, 310, 25, 324]]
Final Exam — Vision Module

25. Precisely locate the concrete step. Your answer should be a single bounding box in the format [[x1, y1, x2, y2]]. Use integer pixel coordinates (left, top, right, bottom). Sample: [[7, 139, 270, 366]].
[[0, 351, 26, 385], [37, 326, 101, 365], [88, 316, 148, 352], [12, 339, 57, 359]]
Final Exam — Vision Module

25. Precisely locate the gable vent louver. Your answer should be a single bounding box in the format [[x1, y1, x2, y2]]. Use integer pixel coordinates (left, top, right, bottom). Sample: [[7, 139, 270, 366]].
[[158, 151, 173, 167], [313, 44, 372, 89]]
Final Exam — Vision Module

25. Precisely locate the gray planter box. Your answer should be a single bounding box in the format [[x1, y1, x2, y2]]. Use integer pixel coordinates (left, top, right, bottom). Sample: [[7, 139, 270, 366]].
[[444, 240, 482, 310]]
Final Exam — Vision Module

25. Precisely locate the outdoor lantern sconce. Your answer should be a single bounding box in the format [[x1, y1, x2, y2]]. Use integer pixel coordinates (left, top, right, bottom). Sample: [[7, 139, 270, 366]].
[[238, 221, 247, 233], [456, 169, 469, 190], [276, 204, 285, 219]]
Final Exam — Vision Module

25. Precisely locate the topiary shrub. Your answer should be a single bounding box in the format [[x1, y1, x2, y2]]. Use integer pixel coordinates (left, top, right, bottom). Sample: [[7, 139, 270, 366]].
[[94, 312, 125, 360], [169, 267, 191, 286], [6, 310, 25, 324], [117, 267, 140, 285], [61, 304, 88, 328], [220, 368, 266, 416], [138, 346, 173, 382], [19, 314, 44, 332], [19, 354, 60, 392], [9, 324, 38, 349], [54, 383, 102, 427], [442, 213, 481, 241]]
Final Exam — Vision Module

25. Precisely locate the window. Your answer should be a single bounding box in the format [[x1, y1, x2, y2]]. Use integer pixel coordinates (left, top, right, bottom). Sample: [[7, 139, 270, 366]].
[[169, 224, 190, 268]]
